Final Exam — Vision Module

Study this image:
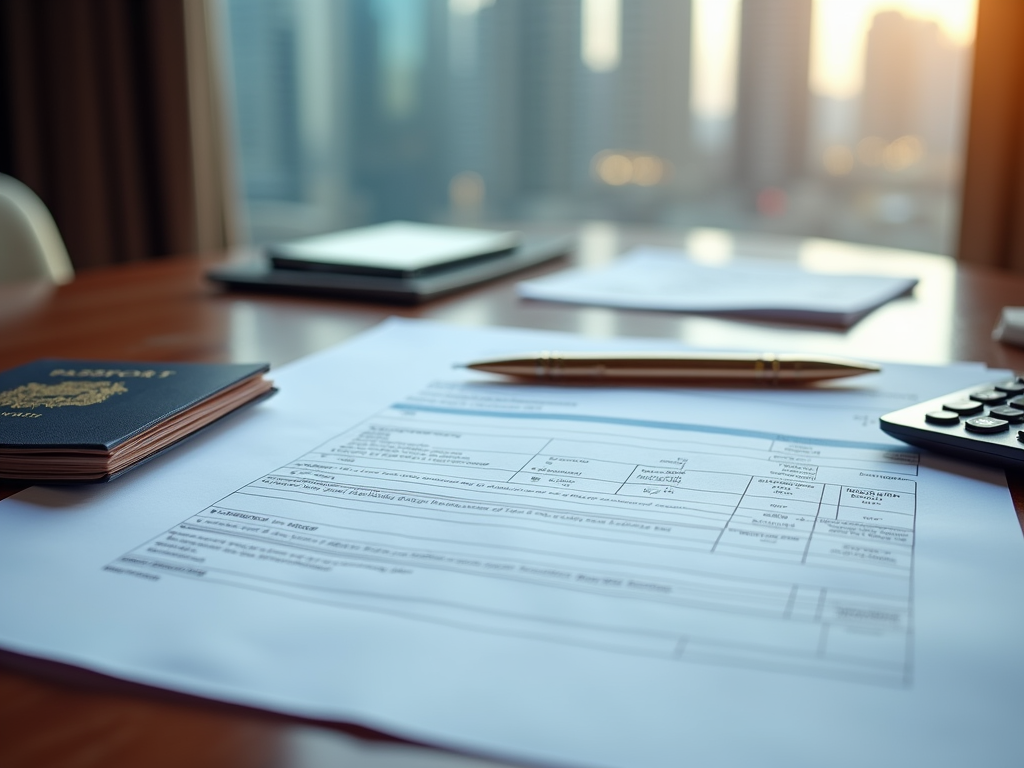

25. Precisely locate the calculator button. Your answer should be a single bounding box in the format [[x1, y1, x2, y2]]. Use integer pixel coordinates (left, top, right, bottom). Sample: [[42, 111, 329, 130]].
[[965, 416, 1010, 434], [943, 400, 983, 415], [994, 379, 1024, 394], [969, 390, 1007, 405], [989, 406, 1024, 423], [1010, 396, 1024, 410], [925, 410, 960, 425]]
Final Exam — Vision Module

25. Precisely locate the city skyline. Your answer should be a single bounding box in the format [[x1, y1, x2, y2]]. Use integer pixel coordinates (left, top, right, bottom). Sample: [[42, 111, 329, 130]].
[[223, 0, 975, 255]]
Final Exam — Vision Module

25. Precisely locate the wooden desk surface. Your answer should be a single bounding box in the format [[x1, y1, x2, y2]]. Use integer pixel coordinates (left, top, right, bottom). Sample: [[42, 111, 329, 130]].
[[1, 224, 1023, 768]]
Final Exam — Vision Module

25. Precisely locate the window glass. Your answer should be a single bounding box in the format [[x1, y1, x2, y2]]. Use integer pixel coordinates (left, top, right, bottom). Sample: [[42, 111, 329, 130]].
[[222, 0, 976, 254]]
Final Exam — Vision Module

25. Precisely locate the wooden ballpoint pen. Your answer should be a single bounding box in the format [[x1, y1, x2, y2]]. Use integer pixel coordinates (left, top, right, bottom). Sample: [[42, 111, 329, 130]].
[[464, 352, 880, 383]]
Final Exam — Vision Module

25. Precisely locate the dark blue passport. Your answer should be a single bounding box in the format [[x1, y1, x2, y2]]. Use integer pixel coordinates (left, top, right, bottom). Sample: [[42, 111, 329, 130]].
[[0, 360, 275, 483]]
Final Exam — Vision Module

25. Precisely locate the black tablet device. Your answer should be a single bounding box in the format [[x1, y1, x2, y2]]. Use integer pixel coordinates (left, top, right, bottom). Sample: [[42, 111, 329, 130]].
[[207, 234, 572, 304]]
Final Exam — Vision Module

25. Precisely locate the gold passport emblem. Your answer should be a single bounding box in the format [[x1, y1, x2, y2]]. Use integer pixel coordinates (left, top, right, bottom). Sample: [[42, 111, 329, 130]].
[[0, 381, 128, 409]]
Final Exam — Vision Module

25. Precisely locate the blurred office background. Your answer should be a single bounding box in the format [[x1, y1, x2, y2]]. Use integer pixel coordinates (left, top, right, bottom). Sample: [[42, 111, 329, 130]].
[[221, 0, 976, 255]]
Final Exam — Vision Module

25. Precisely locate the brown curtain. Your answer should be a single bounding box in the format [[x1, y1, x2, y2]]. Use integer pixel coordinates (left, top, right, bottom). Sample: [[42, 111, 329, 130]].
[[958, 0, 1024, 271], [0, 0, 237, 271]]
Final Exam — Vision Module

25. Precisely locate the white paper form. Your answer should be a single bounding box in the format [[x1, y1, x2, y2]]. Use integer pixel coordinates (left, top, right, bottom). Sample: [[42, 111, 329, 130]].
[[517, 247, 918, 326], [0, 319, 1022, 768]]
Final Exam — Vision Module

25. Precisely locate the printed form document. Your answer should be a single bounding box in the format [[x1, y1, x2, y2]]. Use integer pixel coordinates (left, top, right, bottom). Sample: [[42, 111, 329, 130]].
[[1, 319, 1022, 768]]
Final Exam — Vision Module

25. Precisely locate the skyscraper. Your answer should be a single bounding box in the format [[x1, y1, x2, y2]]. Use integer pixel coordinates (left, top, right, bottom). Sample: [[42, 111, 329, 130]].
[[226, 0, 304, 202], [346, 0, 449, 223], [515, 0, 583, 203], [734, 0, 813, 197], [861, 10, 968, 156], [576, 0, 693, 218], [613, 0, 692, 188], [444, 1, 541, 219]]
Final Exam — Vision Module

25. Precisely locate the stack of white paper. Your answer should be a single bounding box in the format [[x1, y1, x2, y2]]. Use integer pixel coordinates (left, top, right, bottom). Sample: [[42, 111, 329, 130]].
[[518, 247, 919, 326]]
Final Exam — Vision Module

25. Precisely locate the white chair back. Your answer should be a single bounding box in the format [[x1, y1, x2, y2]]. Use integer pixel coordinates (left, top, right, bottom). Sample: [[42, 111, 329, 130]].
[[0, 174, 74, 284]]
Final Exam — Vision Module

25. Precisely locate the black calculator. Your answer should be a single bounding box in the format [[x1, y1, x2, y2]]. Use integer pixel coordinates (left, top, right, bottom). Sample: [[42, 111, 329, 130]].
[[880, 377, 1024, 469]]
